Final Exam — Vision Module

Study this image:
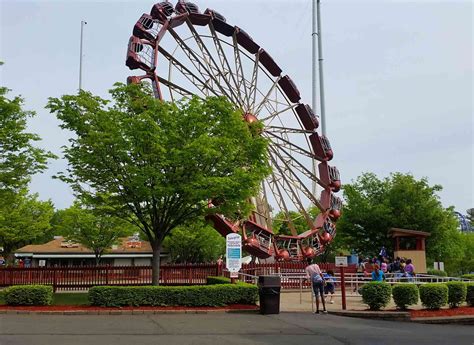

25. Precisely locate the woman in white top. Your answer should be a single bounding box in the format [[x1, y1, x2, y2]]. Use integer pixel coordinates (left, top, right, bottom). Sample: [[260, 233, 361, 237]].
[[305, 259, 327, 314]]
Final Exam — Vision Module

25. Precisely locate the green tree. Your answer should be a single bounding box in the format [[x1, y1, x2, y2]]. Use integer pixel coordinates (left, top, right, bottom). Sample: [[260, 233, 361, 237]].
[[0, 189, 54, 262], [53, 203, 134, 265], [337, 172, 463, 269], [47, 83, 270, 284], [163, 219, 225, 263], [0, 66, 56, 259], [0, 83, 55, 200]]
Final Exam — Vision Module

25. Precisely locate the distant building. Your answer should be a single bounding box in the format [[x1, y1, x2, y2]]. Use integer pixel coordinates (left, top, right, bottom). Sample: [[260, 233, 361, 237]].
[[14, 236, 163, 267]]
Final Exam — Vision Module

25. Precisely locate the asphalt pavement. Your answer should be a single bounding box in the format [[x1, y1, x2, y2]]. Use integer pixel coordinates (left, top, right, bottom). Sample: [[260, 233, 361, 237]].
[[1, 312, 472, 345]]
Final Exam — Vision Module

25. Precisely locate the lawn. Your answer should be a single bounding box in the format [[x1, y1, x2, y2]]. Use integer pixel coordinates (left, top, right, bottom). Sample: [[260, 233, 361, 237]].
[[0, 291, 89, 306]]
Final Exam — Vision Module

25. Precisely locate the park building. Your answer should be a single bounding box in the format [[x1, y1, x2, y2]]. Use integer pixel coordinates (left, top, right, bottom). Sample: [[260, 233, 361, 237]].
[[14, 236, 163, 267]]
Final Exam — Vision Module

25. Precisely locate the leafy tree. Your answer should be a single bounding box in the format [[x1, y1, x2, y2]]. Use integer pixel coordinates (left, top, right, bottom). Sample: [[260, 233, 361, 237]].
[[53, 203, 135, 265], [337, 172, 463, 268], [47, 83, 270, 284], [0, 66, 56, 259], [0, 82, 55, 199], [0, 189, 54, 262], [163, 219, 225, 263]]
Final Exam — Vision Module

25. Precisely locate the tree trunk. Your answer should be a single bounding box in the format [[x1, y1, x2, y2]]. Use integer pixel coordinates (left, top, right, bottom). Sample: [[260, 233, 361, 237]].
[[152, 244, 161, 285], [95, 252, 101, 266]]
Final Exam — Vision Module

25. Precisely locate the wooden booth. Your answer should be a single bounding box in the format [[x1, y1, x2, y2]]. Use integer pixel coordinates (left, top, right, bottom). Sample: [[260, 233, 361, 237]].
[[388, 228, 430, 273]]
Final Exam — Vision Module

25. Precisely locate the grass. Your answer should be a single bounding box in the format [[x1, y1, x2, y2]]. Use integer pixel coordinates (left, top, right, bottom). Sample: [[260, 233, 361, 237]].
[[0, 291, 89, 306]]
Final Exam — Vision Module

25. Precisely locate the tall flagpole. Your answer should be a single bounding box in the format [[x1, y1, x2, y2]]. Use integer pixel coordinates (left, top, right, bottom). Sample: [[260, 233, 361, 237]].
[[79, 20, 87, 91]]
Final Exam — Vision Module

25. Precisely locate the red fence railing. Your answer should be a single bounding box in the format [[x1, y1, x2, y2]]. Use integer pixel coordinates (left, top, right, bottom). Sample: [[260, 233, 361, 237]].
[[0, 262, 356, 291]]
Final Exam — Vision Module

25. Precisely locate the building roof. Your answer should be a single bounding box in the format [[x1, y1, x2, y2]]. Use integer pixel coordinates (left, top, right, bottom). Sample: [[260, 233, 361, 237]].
[[15, 236, 153, 255], [388, 228, 431, 238]]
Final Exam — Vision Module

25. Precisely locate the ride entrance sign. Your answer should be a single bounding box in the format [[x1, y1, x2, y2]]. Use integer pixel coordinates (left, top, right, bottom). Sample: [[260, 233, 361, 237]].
[[226, 233, 242, 273]]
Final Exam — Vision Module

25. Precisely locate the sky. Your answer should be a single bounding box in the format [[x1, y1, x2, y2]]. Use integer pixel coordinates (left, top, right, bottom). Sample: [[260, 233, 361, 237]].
[[0, 0, 472, 214]]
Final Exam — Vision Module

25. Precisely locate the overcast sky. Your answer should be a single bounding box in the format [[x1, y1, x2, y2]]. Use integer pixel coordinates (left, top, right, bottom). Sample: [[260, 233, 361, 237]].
[[1, 0, 472, 214]]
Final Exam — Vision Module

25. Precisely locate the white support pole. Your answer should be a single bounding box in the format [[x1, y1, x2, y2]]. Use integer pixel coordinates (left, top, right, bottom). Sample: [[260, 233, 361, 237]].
[[311, 0, 319, 198], [79, 20, 87, 91], [317, 0, 326, 136]]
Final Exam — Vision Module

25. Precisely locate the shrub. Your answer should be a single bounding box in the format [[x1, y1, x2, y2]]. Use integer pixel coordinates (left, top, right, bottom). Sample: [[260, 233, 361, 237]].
[[446, 282, 467, 308], [426, 269, 447, 277], [466, 283, 474, 306], [419, 284, 448, 310], [461, 274, 474, 280], [392, 284, 419, 310], [4, 285, 53, 306], [89, 283, 258, 307], [360, 282, 392, 310], [206, 276, 231, 285]]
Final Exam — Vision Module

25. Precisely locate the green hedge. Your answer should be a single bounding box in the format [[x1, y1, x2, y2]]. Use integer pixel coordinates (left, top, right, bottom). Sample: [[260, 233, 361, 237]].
[[461, 274, 474, 280], [392, 284, 419, 310], [206, 276, 232, 285], [4, 285, 53, 306], [360, 282, 392, 311], [426, 269, 447, 277], [88, 284, 258, 307], [446, 282, 467, 308], [467, 283, 474, 306], [419, 284, 448, 310]]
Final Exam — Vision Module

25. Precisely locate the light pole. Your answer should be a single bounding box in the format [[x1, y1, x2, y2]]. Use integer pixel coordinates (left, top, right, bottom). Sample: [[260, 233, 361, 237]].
[[79, 20, 87, 91]]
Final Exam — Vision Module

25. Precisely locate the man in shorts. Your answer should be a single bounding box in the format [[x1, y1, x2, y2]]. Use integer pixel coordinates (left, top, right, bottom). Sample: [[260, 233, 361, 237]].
[[305, 259, 327, 314]]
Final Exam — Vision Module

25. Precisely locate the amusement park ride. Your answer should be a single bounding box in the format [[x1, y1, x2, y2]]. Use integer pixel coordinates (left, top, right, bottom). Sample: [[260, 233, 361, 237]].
[[125, 1, 342, 261]]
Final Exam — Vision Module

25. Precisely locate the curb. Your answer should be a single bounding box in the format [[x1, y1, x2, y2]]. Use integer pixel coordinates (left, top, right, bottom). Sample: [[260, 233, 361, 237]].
[[328, 310, 410, 322], [0, 308, 259, 315], [328, 310, 474, 325]]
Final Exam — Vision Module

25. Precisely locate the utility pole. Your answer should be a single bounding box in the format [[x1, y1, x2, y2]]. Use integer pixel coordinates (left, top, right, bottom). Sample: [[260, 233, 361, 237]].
[[79, 20, 87, 91]]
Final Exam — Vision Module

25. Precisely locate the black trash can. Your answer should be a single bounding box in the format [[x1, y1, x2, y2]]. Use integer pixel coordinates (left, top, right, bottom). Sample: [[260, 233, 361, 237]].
[[258, 275, 281, 314]]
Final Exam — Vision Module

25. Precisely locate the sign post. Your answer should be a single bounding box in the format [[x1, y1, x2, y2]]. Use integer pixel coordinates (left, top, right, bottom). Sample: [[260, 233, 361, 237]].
[[226, 233, 242, 284], [335, 256, 348, 310]]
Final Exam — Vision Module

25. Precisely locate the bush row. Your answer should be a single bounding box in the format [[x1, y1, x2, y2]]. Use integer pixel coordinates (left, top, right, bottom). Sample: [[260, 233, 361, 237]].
[[206, 276, 232, 285], [3, 285, 53, 306], [361, 282, 474, 310], [426, 269, 447, 277], [88, 283, 258, 307]]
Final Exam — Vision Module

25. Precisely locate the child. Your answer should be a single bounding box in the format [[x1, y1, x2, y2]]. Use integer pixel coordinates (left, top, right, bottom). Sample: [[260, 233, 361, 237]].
[[323, 270, 336, 304]]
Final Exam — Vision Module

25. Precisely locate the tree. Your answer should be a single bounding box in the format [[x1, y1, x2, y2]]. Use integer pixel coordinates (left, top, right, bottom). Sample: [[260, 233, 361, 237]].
[[163, 219, 225, 263], [52, 203, 135, 265], [0, 189, 54, 262], [47, 83, 270, 284], [0, 68, 56, 259], [0, 83, 55, 200], [337, 172, 463, 268]]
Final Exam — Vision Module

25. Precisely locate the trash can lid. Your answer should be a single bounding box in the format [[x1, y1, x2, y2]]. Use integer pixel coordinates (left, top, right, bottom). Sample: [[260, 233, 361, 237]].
[[258, 275, 281, 287]]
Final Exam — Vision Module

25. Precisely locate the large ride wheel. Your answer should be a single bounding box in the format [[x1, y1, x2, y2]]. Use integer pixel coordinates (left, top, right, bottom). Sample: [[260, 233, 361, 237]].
[[126, 1, 342, 261]]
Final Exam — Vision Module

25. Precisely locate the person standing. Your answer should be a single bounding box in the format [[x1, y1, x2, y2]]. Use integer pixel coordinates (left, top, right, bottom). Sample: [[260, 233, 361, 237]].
[[305, 260, 327, 314], [404, 259, 416, 277]]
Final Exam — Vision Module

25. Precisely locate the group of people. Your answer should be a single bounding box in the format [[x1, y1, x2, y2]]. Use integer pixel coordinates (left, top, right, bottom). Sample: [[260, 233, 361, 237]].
[[358, 256, 416, 281]]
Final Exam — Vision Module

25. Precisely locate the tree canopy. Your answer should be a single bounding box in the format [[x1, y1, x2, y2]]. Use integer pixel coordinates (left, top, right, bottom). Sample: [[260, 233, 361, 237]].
[[0, 189, 54, 260], [163, 219, 225, 264], [0, 70, 56, 259], [337, 172, 464, 271], [51, 203, 135, 265], [47, 83, 270, 283], [0, 85, 55, 199]]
